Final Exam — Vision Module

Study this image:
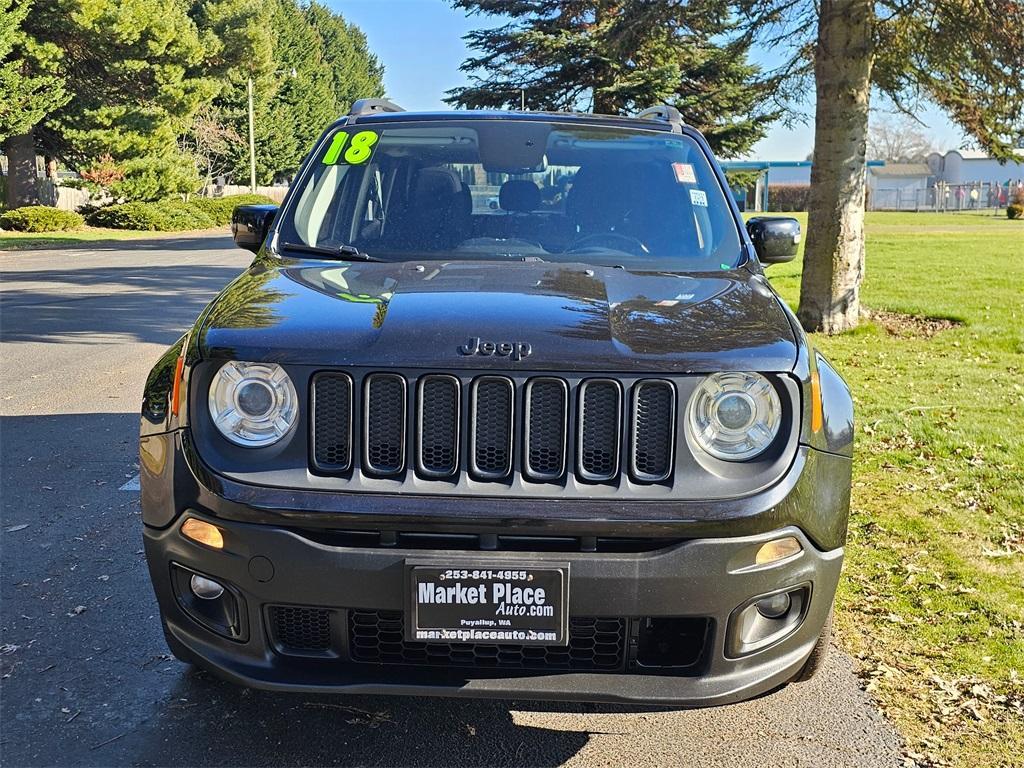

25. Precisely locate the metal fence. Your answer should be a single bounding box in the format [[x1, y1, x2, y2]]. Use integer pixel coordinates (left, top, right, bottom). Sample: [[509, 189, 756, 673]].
[[869, 181, 1024, 212]]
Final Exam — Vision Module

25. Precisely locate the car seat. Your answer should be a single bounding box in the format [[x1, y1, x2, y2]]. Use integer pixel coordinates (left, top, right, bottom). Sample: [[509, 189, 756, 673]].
[[566, 162, 700, 255], [386, 167, 471, 250]]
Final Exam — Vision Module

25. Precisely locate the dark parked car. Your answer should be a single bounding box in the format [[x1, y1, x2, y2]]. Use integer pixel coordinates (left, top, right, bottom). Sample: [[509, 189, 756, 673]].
[[141, 100, 853, 706]]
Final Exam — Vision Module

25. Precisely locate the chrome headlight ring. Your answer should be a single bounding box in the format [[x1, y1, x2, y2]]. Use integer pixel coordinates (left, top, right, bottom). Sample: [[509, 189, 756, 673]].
[[208, 361, 298, 447], [687, 372, 782, 461]]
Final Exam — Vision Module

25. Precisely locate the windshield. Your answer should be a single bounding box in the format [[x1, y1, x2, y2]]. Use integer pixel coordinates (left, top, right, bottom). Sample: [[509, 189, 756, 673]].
[[279, 120, 742, 270]]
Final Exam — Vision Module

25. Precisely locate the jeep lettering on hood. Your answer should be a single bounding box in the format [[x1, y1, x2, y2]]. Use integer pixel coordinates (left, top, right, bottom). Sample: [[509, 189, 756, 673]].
[[458, 337, 533, 361]]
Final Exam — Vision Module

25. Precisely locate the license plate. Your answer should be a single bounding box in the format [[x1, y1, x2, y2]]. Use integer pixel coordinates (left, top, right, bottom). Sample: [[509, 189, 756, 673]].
[[406, 563, 569, 646]]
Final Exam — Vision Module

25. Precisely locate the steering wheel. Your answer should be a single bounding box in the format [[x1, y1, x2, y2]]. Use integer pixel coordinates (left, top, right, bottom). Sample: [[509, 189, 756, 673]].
[[566, 232, 649, 256]]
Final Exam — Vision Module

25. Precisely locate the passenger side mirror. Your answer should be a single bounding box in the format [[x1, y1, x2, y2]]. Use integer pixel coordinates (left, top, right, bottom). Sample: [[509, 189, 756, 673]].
[[231, 204, 279, 254], [745, 217, 801, 264]]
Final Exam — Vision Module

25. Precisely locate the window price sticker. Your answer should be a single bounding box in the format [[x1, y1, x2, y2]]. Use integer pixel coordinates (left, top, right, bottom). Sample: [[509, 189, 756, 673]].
[[322, 130, 380, 166], [672, 162, 697, 184]]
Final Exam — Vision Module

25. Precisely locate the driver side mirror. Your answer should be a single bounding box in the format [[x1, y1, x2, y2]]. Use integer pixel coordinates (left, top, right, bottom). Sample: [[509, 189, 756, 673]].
[[231, 204, 279, 254], [746, 216, 800, 264]]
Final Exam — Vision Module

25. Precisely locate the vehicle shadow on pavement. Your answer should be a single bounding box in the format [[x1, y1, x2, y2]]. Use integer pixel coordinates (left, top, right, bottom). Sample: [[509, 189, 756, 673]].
[[130, 668, 599, 767], [0, 263, 247, 346]]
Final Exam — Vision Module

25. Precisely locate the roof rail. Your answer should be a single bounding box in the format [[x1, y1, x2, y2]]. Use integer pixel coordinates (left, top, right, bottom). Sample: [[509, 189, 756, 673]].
[[348, 98, 405, 117], [635, 105, 685, 130]]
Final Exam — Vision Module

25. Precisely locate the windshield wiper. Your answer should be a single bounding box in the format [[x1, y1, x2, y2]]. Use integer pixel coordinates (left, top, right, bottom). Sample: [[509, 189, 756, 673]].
[[279, 242, 383, 262]]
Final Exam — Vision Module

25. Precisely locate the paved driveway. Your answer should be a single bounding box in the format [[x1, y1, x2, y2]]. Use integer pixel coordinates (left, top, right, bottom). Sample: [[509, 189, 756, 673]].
[[0, 234, 903, 767]]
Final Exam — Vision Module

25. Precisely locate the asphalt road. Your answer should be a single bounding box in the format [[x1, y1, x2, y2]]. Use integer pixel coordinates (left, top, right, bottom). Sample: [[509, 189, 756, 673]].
[[0, 234, 904, 767]]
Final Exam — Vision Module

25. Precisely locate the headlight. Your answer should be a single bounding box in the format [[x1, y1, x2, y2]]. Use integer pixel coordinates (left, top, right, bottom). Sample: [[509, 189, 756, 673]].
[[208, 361, 298, 447], [687, 372, 781, 461]]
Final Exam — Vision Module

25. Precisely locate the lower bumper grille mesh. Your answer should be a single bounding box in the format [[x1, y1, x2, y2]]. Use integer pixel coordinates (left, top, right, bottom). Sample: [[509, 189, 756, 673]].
[[268, 606, 708, 673], [349, 610, 626, 671], [269, 605, 332, 652]]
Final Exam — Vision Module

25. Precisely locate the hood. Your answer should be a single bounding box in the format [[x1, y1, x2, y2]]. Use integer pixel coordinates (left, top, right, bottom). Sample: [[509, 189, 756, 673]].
[[199, 259, 799, 373]]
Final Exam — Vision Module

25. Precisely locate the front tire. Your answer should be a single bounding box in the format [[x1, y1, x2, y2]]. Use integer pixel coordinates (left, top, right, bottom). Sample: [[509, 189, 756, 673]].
[[793, 608, 832, 683]]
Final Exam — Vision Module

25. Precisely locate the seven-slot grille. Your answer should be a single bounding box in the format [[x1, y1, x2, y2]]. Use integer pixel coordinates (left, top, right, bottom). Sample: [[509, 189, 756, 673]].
[[311, 372, 678, 484]]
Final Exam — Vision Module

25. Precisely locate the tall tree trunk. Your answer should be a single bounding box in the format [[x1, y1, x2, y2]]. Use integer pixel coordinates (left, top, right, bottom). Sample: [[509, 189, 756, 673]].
[[798, 0, 874, 334], [2, 132, 40, 208]]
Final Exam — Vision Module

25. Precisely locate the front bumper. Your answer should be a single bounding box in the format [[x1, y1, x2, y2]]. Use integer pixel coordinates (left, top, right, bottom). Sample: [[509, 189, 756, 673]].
[[144, 512, 842, 707]]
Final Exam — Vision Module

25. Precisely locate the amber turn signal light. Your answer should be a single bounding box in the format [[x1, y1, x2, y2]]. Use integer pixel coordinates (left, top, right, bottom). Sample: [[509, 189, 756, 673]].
[[755, 536, 802, 565], [180, 518, 224, 550], [170, 354, 185, 417], [810, 370, 823, 433]]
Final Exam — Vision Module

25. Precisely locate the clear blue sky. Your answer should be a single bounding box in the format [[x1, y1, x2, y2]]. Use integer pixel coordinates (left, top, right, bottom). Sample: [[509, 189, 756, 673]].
[[331, 0, 969, 161]]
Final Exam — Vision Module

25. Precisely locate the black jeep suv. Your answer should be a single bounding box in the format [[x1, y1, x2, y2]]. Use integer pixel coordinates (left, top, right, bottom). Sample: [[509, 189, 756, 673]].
[[140, 100, 853, 706]]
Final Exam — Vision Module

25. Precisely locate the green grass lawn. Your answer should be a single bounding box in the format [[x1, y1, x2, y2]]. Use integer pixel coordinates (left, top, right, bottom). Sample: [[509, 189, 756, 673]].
[[764, 211, 1024, 767], [0, 225, 227, 251]]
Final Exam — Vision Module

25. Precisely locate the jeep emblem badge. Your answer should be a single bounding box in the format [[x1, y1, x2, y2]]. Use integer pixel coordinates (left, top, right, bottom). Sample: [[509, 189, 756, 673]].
[[458, 337, 532, 362]]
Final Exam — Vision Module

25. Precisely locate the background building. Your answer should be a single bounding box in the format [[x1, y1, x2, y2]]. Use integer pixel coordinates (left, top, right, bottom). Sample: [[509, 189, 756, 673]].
[[724, 150, 1024, 212]]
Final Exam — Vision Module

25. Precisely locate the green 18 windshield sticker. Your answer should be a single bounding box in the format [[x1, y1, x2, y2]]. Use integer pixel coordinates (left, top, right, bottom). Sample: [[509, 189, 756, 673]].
[[322, 130, 380, 165]]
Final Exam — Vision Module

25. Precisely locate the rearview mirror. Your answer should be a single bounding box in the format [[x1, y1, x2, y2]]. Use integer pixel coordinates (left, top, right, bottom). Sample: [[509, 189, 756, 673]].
[[746, 216, 800, 264], [231, 204, 279, 254]]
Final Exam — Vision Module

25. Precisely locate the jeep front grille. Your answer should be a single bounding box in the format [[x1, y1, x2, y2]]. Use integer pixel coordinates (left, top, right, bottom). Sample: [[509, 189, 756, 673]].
[[363, 373, 405, 475], [524, 378, 567, 481], [416, 375, 460, 477], [311, 371, 678, 485], [631, 380, 675, 482], [311, 373, 353, 472], [577, 379, 622, 481], [470, 376, 514, 479]]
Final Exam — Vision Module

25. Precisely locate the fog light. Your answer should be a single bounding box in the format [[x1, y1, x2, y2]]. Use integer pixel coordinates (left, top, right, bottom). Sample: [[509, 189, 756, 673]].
[[756, 592, 792, 619], [190, 574, 225, 600], [180, 518, 224, 550], [726, 584, 810, 657], [755, 536, 802, 565], [170, 564, 247, 641]]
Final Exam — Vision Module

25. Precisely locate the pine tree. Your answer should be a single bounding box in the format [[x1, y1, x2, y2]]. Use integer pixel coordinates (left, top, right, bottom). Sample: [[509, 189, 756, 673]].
[[3, 0, 220, 205], [306, 1, 385, 114], [1, 0, 384, 204], [0, 0, 69, 206], [208, 0, 385, 185], [446, 0, 779, 157], [0, 0, 67, 143]]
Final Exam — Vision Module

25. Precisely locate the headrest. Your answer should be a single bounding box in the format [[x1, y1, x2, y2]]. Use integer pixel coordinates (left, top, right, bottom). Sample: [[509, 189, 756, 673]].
[[499, 179, 541, 213], [566, 164, 626, 226], [414, 168, 463, 202]]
